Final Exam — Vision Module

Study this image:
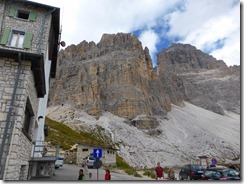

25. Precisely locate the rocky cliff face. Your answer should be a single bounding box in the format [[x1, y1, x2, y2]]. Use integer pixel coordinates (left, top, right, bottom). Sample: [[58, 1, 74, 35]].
[[49, 33, 171, 119], [49, 34, 240, 118], [47, 33, 240, 167], [157, 43, 240, 115]]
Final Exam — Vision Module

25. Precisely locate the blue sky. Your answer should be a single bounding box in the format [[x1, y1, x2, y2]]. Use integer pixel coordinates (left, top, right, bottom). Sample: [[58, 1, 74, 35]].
[[29, 0, 241, 66]]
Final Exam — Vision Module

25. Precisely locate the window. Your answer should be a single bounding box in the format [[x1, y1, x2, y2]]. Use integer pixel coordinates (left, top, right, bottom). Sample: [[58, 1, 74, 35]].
[[10, 30, 25, 48], [23, 105, 31, 134], [23, 98, 34, 140], [82, 149, 88, 152], [17, 10, 29, 20], [0, 28, 33, 49], [9, 7, 37, 21]]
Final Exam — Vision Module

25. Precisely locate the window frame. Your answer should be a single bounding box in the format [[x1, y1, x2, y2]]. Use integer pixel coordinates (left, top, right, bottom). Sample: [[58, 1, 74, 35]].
[[22, 98, 34, 141], [16, 9, 30, 20], [9, 30, 25, 48], [0, 28, 33, 49], [9, 7, 37, 22]]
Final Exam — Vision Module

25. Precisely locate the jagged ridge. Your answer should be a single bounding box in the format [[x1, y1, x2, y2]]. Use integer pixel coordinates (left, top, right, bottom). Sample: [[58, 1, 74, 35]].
[[49, 33, 240, 117]]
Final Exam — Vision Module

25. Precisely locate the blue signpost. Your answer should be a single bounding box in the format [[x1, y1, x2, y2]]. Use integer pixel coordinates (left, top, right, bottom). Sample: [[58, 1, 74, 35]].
[[93, 148, 102, 158], [211, 157, 217, 165], [210, 157, 217, 167], [93, 149, 103, 180]]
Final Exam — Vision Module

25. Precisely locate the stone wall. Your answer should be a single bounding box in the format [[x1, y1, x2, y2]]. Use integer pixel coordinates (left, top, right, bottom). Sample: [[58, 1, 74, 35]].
[[0, 1, 52, 55], [0, 57, 39, 180], [0, 0, 58, 180]]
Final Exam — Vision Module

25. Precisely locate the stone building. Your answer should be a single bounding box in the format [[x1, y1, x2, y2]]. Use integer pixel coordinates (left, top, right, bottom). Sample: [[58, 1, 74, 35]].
[[76, 142, 117, 167], [0, 0, 60, 180]]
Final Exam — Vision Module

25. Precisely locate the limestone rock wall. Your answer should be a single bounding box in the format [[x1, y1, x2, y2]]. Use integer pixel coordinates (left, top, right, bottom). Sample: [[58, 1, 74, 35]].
[[49, 35, 240, 118], [157, 43, 240, 114], [49, 33, 171, 118]]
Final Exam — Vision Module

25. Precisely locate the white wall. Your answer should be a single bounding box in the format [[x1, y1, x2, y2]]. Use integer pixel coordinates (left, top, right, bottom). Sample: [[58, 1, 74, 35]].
[[33, 47, 51, 157]]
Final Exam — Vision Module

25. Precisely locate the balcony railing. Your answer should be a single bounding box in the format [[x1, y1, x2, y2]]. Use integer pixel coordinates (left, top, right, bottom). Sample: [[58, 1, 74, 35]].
[[32, 141, 60, 160]]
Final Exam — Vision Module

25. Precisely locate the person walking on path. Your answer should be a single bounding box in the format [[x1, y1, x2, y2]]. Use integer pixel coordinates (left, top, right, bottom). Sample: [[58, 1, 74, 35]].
[[88, 173, 93, 180], [105, 169, 111, 180], [78, 169, 85, 180], [155, 162, 164, 180], [83, 162, 89, 180], [168, 168, 176, 180]]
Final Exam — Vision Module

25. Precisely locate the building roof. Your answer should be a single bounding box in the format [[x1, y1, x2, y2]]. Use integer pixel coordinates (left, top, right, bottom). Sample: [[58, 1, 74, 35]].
[[77, 142, 119, 151], [14, 0, 59, 9]]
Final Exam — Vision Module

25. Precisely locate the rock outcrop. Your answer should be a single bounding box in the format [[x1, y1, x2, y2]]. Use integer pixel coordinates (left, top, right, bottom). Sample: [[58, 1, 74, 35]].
[[49, 33, 171, 119], [49, 34, 240, 119], [47, 33, 240, 168], [157, 43, 240, 115]]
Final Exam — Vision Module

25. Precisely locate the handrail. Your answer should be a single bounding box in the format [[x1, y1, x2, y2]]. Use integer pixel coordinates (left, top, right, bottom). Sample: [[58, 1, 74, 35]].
[[32, 140, 60, 158]]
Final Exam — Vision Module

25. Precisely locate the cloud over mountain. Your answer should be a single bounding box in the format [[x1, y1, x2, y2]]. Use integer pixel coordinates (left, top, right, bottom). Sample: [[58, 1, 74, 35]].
[[30, 0, 240, 66]]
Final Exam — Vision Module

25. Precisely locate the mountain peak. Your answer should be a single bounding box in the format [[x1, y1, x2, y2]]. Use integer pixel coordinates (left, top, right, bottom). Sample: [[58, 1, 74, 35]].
[[97, 33, 142, 50], [158, 43, 227, 72]]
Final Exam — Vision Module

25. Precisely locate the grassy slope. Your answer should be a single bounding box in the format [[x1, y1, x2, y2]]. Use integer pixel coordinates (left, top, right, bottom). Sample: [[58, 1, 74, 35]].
[[45, 117, 142, 177], [45, 117, 107, 150]]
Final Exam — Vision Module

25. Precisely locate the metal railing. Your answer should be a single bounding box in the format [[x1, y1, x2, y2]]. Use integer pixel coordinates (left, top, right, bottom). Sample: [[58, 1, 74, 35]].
[[32, 141, 60, 159]]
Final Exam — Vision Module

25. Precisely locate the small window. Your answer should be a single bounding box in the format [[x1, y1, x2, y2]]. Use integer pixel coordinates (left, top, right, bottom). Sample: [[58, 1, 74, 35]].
[[9, 7, 37, 21], [17, 10, 30, 20], [82, 149, 88, 152], [23, 104, 32, 134], [23, 98, 34, 140], [10, 30, 25, 48]]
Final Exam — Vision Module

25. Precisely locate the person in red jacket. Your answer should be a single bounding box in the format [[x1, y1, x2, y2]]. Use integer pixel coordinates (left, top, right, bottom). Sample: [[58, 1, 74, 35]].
[[105, 169, 111, 180], [155, 162, 164, 180]]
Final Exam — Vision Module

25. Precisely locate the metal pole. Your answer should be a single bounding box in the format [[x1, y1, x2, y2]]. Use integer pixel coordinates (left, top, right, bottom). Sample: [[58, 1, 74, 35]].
[[97, 168, 99, 180]]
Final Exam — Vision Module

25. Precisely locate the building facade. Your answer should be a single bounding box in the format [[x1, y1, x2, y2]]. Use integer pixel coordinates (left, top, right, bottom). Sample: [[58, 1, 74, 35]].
[[0, 0, 60, 180], [76, 143, 117, 167]]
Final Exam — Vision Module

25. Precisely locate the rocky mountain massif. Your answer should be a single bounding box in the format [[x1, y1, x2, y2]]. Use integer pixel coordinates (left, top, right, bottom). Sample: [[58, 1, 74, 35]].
[[47, 33, 240, 167], [157, 43, 240, 115], [49, 33, 170, 119]]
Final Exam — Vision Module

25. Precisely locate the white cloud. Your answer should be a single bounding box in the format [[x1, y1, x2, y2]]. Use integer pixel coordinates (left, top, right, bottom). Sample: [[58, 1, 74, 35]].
[[60, 0, 180, 45], [29, 0, 240, 66], [139, 30, 159, 65], [165, 0, 240, 66], [29, 0, 180, 43]]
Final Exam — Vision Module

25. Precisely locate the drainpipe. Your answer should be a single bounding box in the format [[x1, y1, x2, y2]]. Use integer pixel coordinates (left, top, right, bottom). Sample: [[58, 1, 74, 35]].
[[0, 53, 22, 179], [37, 8, 56, 54], [3, 123, 16, 180]]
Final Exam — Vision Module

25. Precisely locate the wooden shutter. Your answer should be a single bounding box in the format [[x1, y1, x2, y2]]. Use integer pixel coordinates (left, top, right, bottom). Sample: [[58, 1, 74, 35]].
[[23, 32, 33, 49], [9, 7, 17, 17], [29, 11, 37, 21], [0, 28, 11, 45]]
